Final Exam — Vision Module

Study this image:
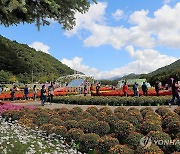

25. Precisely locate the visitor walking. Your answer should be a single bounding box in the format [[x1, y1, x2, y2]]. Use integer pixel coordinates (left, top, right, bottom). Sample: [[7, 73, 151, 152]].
[[48, 82, 54, 104], [24, 85, 29, 100], [90, 84, 93, 96], [84, 85, 88, 96], [142, 82, 148, 96], [133, 82, 138, 96], [0, 86, 2, 94], [155, 81, 160, 96], [96, 83, 100, 96], [169, 80, 180, 107], [123, 82, 128, 97], [33, 85, 37, 101], [40, 85, 46, 106], [10, 86, 16, 101]]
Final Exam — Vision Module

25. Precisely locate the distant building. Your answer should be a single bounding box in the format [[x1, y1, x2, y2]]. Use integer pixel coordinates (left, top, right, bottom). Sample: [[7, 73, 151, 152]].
[[118, 79, 151, 88]]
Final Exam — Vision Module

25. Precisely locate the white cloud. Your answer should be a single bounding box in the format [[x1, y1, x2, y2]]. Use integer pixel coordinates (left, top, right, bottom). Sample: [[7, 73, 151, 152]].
[[61, 49, 178, 79], [65, 2, 180, 49], [29, 42, 50, 54], [163, 0, 172, 4], [112, 9, 124, 20]]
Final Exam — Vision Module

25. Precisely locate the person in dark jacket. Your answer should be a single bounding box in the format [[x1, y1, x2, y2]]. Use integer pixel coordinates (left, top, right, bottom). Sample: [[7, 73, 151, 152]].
[[142, 82, 148, 96], [40, 85, 46, 106], [24, 85, 29, 100], [169, 80, 180, 107], [155, 81, 160, 96]]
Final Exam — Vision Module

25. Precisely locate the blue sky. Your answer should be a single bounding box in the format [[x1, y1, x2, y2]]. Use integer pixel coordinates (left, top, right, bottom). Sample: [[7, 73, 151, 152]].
[[0, 0, 180, 79]]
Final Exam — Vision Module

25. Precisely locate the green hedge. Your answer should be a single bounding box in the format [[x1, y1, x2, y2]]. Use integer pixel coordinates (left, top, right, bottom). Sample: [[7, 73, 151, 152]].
[[53, 96, 174, 106]]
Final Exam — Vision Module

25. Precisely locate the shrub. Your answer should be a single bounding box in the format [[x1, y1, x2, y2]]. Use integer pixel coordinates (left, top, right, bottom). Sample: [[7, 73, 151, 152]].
[[136, 144, 164, 154], [114, 112, 126, 120], [18, 118, 35, 129], [126, 132, 144, 149], [72, 107, 83, 113], [128, 109, 143, 123], [109, 144, 134, 154], [86, 116, 98, 123], [148, 131, 171, 152], [155, 107, 171, 117], [39, 124, 55, 135], [86, 106, 99, 116], [55, 107, 69, 116], [98, 136, 119, 153], [99, 107, 113, 115], [67, 128, 84, 143], [139, 121, 162, 135], [125, 116, 140, 128], [95, 111, 108, 121], [174, 107, 180, 116], [50, 126, 67, 138], [33, 111, 51, 127], [59, 113, 74, 121], [140, 107, 154, 118], [114, 120, 134, 141], [144, 112, 162, 125], [114, 107, 127, 115], [79, 133, 100, 153], [105, 114, 119, 133], [162, 116, 179, 129], [93, 121, 110, 136], [49, 118, 65, 126], [64, 120, 78, 130], [167, 120, 180, 138], [76, 111, 91, 121], [77, 119, 95, 133]]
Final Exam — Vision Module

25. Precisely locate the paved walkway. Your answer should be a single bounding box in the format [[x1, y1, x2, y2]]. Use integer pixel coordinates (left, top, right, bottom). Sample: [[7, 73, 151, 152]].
[[11, 101, 178, 111]]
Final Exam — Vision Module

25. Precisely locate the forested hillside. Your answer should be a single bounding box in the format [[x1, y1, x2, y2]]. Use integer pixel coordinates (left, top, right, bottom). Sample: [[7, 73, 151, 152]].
[[0, 35, 74, 83]]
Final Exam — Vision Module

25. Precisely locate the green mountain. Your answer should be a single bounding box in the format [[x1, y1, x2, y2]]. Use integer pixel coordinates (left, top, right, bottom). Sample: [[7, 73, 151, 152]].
[[117, 59, 180, 86], [0, 35, 74, 83]]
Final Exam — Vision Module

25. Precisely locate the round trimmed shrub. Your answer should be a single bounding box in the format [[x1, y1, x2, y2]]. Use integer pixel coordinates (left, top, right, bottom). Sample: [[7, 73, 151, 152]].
[[64, 120, 78, 130], [105, 114, 119, 133], [77, 119, 95, 133], [136, 144, 164, 154], [144, 112, 162, 125], [174, 107, 180, 116], [128, 107, 139, 113], [86, 116, 98, 123], [76, 111, 91, 121], [162, 116, 179, 129], [86, 106, 99, 116], [114, 120, 134, 141], [59, 113, 74, 121], [126, 132, 144, 149], [79, 133, 100, 153], [95, 111, 108, 121], [39, 124, 55, 135], [148, 131, 171, 151], [72, 107, 83, 112], [55, 107, 69, 116], [128, 109, 143, 123], [98, 136, 119, 153], [99, 107, 113, 115], [50, 118, 65, 126], [33, 111, 51, 126], [125, 116, 140, 128], [93, 121, 110, 136], [155, 107, 171, 117], [139, 121, 162, 135], [109, 144, 134, 154], [140, 107, 154, 118], [114, 107, 127, 115], [114, 112, 126, 120], [167, 120, 180, 138], [50, 126, 67, 138], [67, 128, 84, 142]]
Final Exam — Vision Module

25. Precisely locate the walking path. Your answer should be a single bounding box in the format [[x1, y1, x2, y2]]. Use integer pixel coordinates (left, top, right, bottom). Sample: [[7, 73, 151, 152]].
[[11, 100, 178, 111]]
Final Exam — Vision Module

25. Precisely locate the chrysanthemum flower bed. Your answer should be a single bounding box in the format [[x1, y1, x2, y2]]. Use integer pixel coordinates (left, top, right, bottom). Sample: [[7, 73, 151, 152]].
[[1, 103, 180, 153], [53, 95, 175, 106]]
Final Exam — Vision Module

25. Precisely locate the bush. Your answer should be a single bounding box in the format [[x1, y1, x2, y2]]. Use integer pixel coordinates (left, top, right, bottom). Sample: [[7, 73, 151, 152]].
[[105, 114, 119, 133], [98, 136, 119, 153], [114, 107, 127, 115], [77, 119, 95, 133], [144, 112, 162, 125], [79, 133, 100, 153], [167, 120, 180, 138], [99, 107, 113, 115], [140, 107, 154, 118], [86, 106, 99, 116], [126, 132, 144, 149], [59, 113, 74, 121], [139, 121, 162, 135], [64, 120, 78, 130], [33, 111, 51, 127], [39, 124, 55, 135], [109, 144, 134, 154], [136, 144, 164, 154], [49, 118, 65, 126], [114, 112, 126, 120], [66, 128, 84, 143], [148, 131, 171, 152], [76, 111, 91, 121], [93, 121, 110, 136], [114, 120, 134, 141], [54, 107, 69, 116], [50, 126, 67, 138], [128, 109, 143, 123], [174, 107, 180, 116], [155, 107, 171, 117]]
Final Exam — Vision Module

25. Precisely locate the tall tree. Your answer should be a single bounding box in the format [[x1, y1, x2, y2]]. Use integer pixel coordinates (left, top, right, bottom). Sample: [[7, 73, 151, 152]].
[[0, 0, 96, 30]]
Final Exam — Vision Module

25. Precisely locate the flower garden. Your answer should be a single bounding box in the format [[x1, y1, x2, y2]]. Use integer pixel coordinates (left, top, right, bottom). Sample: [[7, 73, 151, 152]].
[[0, 101, 180, 153]]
